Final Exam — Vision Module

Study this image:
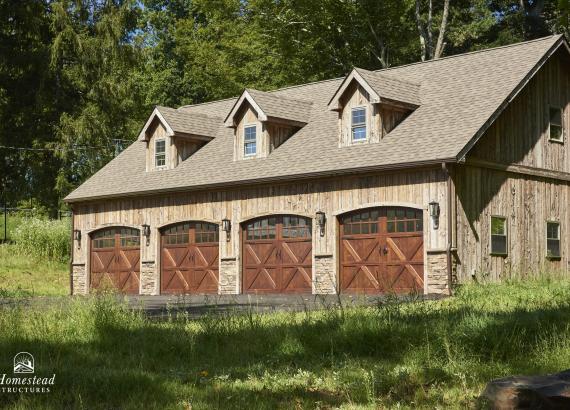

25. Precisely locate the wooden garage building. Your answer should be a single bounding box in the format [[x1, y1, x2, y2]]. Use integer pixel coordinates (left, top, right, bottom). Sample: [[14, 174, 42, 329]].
[[65, 35, 570, 296]]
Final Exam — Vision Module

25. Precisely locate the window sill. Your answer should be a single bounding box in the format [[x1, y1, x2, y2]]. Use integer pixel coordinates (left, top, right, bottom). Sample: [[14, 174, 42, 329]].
[[490, 252, 508, 257], [546, 255, 562, 260], [548, 138, 564, 145], [351, 139, 368, 145]]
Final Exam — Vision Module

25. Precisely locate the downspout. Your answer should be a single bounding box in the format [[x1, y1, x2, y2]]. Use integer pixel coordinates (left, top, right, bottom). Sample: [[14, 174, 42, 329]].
[[69, 206, 74, 296], [442, 163, 453, 296]]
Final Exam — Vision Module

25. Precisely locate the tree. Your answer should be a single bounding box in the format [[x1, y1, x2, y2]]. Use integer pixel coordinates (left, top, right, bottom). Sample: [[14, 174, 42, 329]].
[[414, 0, 451, 60]]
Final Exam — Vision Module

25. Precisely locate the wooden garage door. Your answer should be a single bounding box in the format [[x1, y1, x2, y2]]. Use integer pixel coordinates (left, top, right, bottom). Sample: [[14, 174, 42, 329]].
[[161, 222, 219, 294], [340, 207, 424, 293], [90, 227, 140, 294], [243, 215, 312, 294]]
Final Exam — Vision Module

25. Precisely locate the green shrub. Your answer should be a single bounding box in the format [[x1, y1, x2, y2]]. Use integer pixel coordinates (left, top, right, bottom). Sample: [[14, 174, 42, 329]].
[[11, 217, 70, 262]]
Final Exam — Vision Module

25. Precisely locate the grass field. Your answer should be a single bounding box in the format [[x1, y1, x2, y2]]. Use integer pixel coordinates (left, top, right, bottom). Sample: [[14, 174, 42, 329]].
[[0, 244, 68, 297], [1, 279, 570, 409]]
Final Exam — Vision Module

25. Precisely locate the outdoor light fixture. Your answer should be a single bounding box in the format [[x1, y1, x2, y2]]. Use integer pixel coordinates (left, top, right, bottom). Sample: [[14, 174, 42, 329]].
[[142, 224, 151, 246], [73, 230, 81, 247], [221, 218, 231, 242], [315, 211, 326, 237], [429, 201, 440, 230]]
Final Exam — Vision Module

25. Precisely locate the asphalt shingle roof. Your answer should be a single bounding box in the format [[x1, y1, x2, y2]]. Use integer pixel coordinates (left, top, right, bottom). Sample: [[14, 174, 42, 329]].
[[155, 106, 221, 138], [66, 35, 565, 202]]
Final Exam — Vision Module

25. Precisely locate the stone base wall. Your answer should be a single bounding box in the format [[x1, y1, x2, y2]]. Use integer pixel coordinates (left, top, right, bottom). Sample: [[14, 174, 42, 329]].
[[72, 264, 87, 295], [140, 261, 158, 295], [314, 255, 337, 294], [426, 252, 451, 295], [219, 258, 239, 294]]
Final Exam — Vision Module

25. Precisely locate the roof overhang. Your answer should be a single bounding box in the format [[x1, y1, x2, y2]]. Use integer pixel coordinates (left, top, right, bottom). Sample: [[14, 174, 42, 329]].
[[457, 35, 570, 161], [137, 107, 175, 141], [224, 90, 267, 127], [327, 69, 381, 111]]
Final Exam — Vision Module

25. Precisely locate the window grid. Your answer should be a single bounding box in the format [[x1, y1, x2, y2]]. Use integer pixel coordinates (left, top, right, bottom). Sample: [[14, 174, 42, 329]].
[[386, 209, 423, 233], [546, 222, 561, 258], [246, 217, 277, 240], [490, 216, 508, 255], [549, 107, 564, 142], [351, 107, 367, 142], [244, 125, 256, 156], [162, 222, 219, 245], [282, 216, 312, 239], [155, 139, 166, 167], [343, 209, 379, 235]]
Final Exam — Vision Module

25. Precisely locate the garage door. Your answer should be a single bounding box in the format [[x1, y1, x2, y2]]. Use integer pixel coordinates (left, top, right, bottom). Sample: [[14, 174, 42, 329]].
[[340, 207, 424, 293], [243, 215, 312, 294], [161, 222, 219, 294], [90, 227, 140, 294]]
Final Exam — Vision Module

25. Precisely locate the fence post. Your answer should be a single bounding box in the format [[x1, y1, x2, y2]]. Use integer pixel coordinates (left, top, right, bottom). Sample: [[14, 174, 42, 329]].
[[3, 203, 6, 242]]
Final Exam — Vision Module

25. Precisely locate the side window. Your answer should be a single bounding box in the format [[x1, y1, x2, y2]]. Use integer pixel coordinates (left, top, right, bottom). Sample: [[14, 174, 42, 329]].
[[549, 107, 564, 143], [351, 107, 367, 142], [546, 221, 561, 259], [244, 125, 257, 156], [490, 216, 508, 256], [155, 139, 166, 167]]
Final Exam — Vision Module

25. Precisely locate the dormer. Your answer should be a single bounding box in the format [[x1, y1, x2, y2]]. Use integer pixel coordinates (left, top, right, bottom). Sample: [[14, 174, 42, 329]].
[[138, 106, 220, 171], [224, 89, 312, 160], [328, 68, 420, 147]]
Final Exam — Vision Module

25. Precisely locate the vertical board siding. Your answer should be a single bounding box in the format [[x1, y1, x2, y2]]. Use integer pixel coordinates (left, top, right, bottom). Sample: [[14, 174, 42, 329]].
[[72, 168, 449, 278], [455, 165, 570, 281]]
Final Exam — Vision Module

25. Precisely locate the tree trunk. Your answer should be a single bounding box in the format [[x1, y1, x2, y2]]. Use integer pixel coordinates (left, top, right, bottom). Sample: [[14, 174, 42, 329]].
[[434, 0, 450, 59]]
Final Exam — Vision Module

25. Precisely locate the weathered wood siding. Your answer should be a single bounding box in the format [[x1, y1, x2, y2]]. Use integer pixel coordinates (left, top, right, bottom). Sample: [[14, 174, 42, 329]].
[[470, 51, 570, 172], [72, 168, 449, 294], [456, 51, 570, 281], [145, 121, 169, 171], [455, 166, 570, 280]]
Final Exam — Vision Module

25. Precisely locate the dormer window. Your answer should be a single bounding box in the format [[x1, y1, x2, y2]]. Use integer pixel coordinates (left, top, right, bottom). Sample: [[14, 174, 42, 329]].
[[244, 125, 257, 156], [155, 139, 166, 167], [352, 107, 367, 142]]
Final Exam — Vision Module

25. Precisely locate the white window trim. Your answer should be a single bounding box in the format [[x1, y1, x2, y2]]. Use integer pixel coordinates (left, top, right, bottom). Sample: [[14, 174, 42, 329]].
[[548, 106, 565, 144], [351, 106, 368, 143], [243, 123, 257, 157], [490, 215, 508, 256], [546, 220, 561, 259], [154, 138, 167, 170]]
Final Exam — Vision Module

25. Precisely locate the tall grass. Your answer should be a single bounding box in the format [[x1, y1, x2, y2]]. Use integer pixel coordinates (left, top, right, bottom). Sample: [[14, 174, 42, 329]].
[[1, 279, 570, 409], [11, 218, 70, 262]]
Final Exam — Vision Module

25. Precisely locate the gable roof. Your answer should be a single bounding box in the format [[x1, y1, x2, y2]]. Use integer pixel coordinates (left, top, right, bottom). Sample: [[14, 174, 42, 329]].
[[66, 35, 569, 203], [327, 68, 421, 110], [138, 106, 221, 140], [224, 89, 313, 127]]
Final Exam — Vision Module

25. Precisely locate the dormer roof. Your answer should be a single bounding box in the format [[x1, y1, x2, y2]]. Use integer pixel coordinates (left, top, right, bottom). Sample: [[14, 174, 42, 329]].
[[224, 89, 313, 127], [327, 68, 421, 110], [138, 106, 222, 141]]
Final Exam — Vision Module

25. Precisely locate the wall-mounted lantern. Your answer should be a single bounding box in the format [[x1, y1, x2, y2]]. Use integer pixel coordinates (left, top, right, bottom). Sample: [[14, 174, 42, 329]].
[[221, 218, 231, 242], [142, 224, 151, 246], [73, 230, 81, 247], [428, 201, 440, 230], [315, 211, 326, 237]]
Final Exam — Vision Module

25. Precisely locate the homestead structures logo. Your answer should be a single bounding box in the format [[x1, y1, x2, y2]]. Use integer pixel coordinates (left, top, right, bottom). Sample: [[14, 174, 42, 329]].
[[13, 352, 34, 374], [0, 353, 55, 394]]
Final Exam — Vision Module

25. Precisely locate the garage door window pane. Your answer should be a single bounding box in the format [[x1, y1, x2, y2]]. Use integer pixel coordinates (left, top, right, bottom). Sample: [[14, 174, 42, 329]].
[[490, 216, 508, 255], [195, 223, 219, 243]]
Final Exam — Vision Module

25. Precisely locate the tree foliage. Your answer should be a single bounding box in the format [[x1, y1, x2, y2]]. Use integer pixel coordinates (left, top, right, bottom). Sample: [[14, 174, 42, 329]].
[[0, 0, 568, 211]]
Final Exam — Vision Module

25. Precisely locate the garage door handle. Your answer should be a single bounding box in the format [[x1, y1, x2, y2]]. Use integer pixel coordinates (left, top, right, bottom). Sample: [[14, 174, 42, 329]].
[[382, 246, 388, 255]]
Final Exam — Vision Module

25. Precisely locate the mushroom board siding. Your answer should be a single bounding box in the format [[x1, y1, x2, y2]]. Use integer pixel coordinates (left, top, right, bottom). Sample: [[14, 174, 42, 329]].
[[339, 207, 424, 293], [242, 215, 312, 293], [90, 227, 140, 294], [160, 222, 219, 294]]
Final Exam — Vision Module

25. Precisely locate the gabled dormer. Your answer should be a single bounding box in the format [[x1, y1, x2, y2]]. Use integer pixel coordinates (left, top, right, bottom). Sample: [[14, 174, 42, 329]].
[[224, 89, 312, 160], [138, 106, 221, 171], [328, 68, 420, 147]]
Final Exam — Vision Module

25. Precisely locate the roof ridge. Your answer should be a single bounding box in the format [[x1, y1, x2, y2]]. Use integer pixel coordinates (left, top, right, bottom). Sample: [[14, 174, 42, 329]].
[[373, 34, 562, 74], [247, 88, 314, 104], [355, 67, 421, 86]]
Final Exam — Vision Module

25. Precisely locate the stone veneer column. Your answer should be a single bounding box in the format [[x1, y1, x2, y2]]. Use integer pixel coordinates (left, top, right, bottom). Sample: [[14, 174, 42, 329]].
[[426, 251, 451, 295], [140, 261, 158, 295], [72, 263, 88, 295], [314, 255, 337, 294], [219, 257, 239, 294]]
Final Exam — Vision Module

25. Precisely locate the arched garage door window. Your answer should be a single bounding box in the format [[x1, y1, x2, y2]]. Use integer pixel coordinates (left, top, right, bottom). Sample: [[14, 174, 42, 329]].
[[90, 227, 140, 294], [339, 207, 424, 294], [160, 222, 219, 294], [242, 215, 312, 294]]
